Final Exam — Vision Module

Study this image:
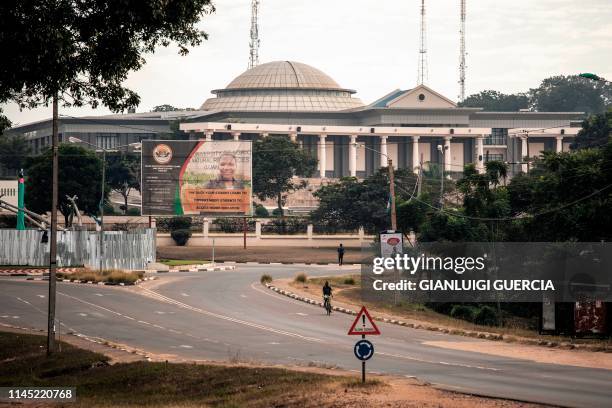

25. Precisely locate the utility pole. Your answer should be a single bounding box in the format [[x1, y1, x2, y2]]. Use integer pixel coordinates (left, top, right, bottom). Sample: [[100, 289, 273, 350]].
[[388, 159, 397, 231], [47, 96, 59, 355]]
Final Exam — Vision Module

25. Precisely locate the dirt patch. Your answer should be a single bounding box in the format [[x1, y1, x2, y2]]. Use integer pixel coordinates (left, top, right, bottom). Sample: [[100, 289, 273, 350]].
[[423, 340, 612, 370], [158, 245, 365, 264]]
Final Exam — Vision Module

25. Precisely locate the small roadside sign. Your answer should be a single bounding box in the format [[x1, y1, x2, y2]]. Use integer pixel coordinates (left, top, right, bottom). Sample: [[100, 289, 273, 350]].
[[354, 339, 375, 361], [348, 306, 381, 336]]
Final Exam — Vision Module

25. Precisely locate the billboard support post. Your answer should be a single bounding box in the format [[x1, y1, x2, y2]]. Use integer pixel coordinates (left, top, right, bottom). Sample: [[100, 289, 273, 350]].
[[243, 217, 247, 249]]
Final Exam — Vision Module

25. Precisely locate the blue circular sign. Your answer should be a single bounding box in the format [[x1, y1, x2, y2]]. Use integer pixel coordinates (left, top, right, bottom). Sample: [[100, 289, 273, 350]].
[[354, 339, 374, 361]]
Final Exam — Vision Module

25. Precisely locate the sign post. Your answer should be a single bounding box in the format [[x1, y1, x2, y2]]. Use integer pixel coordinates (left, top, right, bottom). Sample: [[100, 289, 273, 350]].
[[348, 306, 381, 383]]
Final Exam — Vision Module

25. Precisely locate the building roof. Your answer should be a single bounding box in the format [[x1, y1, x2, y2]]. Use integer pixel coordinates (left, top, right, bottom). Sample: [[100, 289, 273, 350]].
[[201, 61, 364, 112], [217, 61, 353, 92]]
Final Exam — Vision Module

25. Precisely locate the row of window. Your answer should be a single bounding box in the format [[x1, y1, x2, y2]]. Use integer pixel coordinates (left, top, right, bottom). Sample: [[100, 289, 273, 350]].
[[217, 90, 352, 98]]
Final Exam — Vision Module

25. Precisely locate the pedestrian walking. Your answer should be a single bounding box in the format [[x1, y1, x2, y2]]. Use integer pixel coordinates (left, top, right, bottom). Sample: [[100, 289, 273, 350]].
[[337, 243, 345, 266]]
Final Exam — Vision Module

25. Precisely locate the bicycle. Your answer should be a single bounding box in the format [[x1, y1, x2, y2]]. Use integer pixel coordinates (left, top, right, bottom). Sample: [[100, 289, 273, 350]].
[[323, 294, 332, 315]]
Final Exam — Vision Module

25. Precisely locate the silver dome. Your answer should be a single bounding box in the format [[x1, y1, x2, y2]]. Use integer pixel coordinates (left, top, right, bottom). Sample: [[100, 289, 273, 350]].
[[201, 61, 363, 112]]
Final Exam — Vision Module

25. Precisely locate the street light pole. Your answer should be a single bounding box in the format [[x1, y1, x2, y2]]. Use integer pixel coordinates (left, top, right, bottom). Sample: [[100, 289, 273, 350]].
[[436, 144, 448, 208], [99, 148, 106, 272], [387, 159, 397, 231], [47, 95, 59, 355]]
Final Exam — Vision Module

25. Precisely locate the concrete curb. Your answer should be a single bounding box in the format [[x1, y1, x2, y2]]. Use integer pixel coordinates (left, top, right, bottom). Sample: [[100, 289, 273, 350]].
[[263, 283, 610, 353], [23, 276, 157, 286], [164, 265, 236, 273]]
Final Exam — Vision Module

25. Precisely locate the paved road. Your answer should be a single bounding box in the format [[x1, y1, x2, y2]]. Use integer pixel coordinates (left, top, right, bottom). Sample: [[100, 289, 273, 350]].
[[1, 265, 611, 408]]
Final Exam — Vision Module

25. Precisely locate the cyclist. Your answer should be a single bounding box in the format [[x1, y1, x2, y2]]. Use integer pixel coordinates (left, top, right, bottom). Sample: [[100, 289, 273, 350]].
[[322, 281, 333, 315]]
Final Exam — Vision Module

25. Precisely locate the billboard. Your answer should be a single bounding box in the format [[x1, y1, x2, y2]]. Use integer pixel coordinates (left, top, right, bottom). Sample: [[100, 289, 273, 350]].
[[141, 140, 252, 216]]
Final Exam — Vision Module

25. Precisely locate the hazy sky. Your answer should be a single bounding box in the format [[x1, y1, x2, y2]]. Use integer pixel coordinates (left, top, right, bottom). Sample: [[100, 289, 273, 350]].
[[3, 0, 611, 125]]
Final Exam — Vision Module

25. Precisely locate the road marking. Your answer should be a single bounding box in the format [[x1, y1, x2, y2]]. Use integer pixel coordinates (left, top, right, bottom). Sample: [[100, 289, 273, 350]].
[[240, 294, 247, 298], [378, 351, 500, 371], [181, 293, 189, 297], [268, 342, 280, 345], [179, 344, 193, 349], [140, 287, 324, 343], [95, 293, 104, 297], [79, 313, 88, 317], [295, 312, 308, 316], [37, 295, 45, 298], [249, 281, 311, 305]]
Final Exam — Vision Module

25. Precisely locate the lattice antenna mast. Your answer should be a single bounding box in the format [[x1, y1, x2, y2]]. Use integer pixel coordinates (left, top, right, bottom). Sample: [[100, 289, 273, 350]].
[[459, 0, 467, 101], [248, 0, 260, 69], [417, 0, 428, 85]]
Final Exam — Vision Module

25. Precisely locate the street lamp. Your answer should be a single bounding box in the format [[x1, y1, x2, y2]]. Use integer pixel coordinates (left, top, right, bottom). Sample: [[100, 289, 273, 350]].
[[68, 136, 141, 272], [436, 144, 449, 208]]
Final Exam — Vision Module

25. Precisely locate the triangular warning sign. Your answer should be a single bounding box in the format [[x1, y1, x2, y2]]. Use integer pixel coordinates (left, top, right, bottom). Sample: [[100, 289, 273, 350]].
[[348, 306, 381, 335]]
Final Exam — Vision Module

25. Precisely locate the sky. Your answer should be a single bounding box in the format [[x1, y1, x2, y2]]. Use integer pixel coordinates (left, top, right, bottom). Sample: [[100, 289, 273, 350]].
[[3, 0, 611, 125]]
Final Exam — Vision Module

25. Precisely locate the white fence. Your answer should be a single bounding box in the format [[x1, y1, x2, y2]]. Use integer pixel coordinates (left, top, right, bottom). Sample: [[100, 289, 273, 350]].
[[0, 229, 155, 269]]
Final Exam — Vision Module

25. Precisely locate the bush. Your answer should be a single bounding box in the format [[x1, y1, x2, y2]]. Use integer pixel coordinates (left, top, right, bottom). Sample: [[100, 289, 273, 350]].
[[450, 304, 478, 322], [167, 216, 192, 231], [343, 277, 356, 285], [171, 229, 192, 246], [272, 208, 283, 217], [126, 207, 140, 216], [254, 204, 269, 217], [260, 274, 272, 284], [474, 305, 499, 326], [294, 272, 307, 284], [0, 214, 16, 228]]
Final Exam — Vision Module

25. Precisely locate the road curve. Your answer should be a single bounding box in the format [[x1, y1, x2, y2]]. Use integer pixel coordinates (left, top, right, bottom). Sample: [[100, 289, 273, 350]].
[[1, 265, 611, 408]]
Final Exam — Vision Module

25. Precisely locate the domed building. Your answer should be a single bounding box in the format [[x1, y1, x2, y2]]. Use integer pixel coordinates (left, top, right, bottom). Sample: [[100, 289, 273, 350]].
[[201, 61, 363, 112]]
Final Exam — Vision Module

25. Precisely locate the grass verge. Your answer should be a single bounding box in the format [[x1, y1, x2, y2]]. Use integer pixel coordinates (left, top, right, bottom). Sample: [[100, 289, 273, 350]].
[[57, 269, 143, 285], [0, 331, 348, 407]]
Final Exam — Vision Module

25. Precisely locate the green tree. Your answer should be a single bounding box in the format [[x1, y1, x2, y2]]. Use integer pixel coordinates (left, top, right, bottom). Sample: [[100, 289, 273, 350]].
[[507, 145, 612, 241], [0, 108, 10, 134], [571, 109, 612, 150], [459, 90, 529, 111], [253, 137, 317, 216], [529, 75, 611, 114], [0, 1, 214, 111], [152, 104, 195, 112], [0, 135, 31, 174], [105, 153, 140, 214], [25, 144, 105, 226], [311, 167, 418, 233]]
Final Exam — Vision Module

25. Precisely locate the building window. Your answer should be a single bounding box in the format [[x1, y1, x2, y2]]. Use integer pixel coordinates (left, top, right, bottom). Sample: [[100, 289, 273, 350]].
[[485, 153, 504, 162], [96, 134, 119, 150], [484, 128, 507, 145]]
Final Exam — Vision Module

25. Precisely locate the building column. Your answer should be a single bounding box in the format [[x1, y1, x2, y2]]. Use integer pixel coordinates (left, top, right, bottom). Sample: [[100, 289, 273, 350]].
[[349, 134, 357, 177], [556, 136, 563, 153], [289, 133, 297, 143], [380, 135, 388, 166], [520, 136, 528, 173], [475, 135, 485, 173], [318, 134, 327, 178], [205, 131, 213, 141], [232, 132, 241, 141], [444, 136, 452, 174], [412, 136, 420, 174]]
